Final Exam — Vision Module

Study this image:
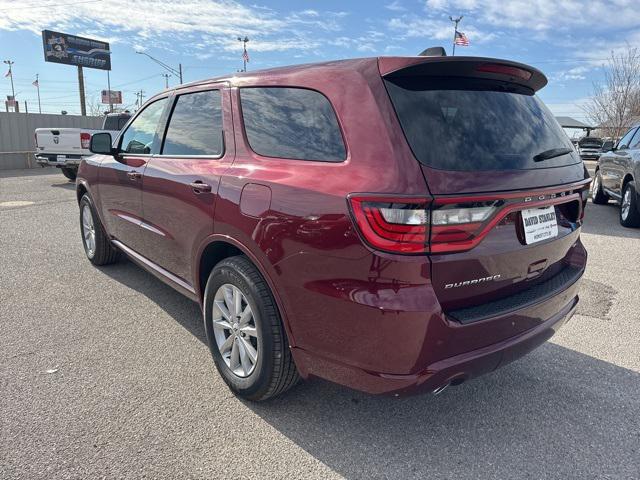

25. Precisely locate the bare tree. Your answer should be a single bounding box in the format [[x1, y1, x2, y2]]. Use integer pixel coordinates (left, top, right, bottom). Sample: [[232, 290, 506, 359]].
[[583, 47, 640, 140], [86, 96, 109, 117]]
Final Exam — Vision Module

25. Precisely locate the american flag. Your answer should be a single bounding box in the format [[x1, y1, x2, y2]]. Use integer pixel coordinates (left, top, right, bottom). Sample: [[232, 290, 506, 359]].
[[4, 69, 11, 78], [454, 31, 469, 46], [32, 79, 39, 87], [242, 49, 250, 63]]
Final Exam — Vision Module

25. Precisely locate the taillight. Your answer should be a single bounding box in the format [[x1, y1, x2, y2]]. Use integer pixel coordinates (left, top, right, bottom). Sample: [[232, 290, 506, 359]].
[[430, 201, 502, 252], [80, 132, 91, 149], [34, 133, 38, 148], [348, 196, 430, 254]]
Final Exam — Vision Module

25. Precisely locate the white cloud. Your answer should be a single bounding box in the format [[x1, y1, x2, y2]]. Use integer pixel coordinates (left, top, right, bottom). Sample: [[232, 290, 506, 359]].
[[385, 1, 407, 11], [422, 0, 640, 32], [388, 16, 496, 43], [0, 0, 348, 55]]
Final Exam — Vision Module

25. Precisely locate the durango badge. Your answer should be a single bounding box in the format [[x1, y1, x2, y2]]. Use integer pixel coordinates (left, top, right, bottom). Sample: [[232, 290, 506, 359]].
[[445, 275, 502, 289]]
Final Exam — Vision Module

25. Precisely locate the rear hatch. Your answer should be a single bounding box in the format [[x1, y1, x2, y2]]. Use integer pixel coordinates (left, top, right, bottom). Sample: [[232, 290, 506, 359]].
[[35, 128, 88, 156], [380, 57, 589, 327]]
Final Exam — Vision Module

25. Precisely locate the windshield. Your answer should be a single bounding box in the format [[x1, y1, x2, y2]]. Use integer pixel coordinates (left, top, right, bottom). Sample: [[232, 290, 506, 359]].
[[384, 77, 579, 171]]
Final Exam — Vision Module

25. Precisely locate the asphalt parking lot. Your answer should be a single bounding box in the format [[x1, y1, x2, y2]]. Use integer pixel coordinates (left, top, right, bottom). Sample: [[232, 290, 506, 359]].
[[1, 169, 639, 479]]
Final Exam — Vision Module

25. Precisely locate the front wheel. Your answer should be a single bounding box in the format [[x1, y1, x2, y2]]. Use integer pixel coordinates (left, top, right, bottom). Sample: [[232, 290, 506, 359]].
[[61, 167, 77, 181], [591, 171, 609, 204], [620, 181, 640, 227], [79, 194, 119, 265], [203, 256, 299, 401]]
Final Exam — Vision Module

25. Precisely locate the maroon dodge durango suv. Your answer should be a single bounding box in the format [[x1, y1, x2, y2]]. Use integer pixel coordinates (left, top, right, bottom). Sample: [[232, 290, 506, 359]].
[[79, 55, 590, 400]]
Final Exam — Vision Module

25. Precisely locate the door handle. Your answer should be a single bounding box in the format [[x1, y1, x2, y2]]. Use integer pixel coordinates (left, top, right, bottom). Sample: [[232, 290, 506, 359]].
[[190, 181, 212, 193], [127, 171, 142, 180]]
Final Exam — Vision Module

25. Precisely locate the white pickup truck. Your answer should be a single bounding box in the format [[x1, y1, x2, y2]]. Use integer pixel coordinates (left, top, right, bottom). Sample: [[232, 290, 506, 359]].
[[35, 112, 130, 180]]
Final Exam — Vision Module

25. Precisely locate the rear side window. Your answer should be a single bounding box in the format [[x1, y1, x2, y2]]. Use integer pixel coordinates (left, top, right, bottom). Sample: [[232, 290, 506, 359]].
[[162, 90, 223, 156], [120, 98, 168, 154], [617, 128, 638, 150], [240, 87, 346, 161], [384, 77, 579, 171]]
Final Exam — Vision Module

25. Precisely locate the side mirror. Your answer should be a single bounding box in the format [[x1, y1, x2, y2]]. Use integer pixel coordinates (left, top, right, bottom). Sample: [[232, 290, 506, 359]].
[[90, 132, 114, 155]]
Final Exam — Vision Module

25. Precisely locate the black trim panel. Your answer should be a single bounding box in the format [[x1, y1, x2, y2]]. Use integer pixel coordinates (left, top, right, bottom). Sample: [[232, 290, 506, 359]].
[[447, 265, 584, 325]]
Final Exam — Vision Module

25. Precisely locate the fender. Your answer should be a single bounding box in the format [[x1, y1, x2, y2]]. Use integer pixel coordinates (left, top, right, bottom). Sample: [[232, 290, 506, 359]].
[[193, 233, 298, 348]]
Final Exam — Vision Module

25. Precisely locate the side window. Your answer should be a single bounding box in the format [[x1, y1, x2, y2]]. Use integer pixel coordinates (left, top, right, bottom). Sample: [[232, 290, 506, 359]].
[[617, 128, 637, 150], [118, 116, 130, 130], [162, 90, 223, 156], [120, 98, 168, 154], [240, 87, 346, 162], [628, 128, 640, 150]]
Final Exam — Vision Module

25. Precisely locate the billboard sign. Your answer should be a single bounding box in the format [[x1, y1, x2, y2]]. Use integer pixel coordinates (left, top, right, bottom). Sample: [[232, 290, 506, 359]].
[[42, 30, 111, 70], [101, 90, 122, 104]]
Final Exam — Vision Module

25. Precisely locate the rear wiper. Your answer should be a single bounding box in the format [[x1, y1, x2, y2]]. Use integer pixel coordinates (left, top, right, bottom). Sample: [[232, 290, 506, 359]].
[[533, 147, 573, 162]]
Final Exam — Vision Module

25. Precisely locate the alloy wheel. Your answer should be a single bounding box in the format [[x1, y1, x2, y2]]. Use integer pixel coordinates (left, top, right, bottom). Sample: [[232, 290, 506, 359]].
[[82, 204, 96, 257], [621, 187, 631, 220], [212, 284, 259, 377]]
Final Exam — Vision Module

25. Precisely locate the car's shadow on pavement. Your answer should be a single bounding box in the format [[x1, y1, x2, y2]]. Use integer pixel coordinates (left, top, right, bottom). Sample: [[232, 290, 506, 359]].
[[583, 201, 640, 238], [100, 256, 639, 479], [99, 259, 207, 343], [247, 344, 640, 479]]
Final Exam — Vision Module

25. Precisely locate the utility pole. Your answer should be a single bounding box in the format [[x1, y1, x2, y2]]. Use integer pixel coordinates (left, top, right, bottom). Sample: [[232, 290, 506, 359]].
[[3, 60, 15, 102], [136, 90, 145, 110], [449, 15, 463, 56], [77, 65, 86, 116], [136, 51, 183, 84], [161, 73, 171, 89], [34, 74, 41, 114], [238, 36, 250, 72], [107, 70, 113, 113]]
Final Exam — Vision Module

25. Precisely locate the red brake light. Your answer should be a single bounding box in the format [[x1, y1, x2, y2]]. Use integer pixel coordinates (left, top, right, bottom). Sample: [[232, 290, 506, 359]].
[[80, 132, 91, 149], [476, 63, 532, 81], [348, 196, 430, 254]]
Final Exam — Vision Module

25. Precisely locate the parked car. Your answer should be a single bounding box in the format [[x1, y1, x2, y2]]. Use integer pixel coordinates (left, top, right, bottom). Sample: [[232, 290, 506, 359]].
[[592, 124, 640, 227], [577, 136, 604, 161], [35, 112, 130, 180], [78, 55, 590, 400]]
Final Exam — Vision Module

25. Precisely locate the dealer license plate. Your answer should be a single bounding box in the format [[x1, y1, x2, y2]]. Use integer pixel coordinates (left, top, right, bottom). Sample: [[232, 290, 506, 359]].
[[521, 206, 558, 245]]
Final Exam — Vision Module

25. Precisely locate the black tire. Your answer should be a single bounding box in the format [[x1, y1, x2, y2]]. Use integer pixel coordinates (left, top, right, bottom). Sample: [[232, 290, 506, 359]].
[[620, 181, 640, 228], [591, 170, 609, 204], [203, 255, 299, 401], [61, 167, 77, 181], [79, 194, 119, 265]]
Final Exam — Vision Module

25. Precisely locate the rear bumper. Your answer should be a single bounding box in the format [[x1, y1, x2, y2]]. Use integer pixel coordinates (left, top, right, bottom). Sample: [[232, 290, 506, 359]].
[[35, 155, 82, 167], [292, 270, 582, 395]]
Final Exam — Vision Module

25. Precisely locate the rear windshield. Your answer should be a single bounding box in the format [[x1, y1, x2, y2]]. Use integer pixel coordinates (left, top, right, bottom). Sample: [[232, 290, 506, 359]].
[[384, 77, 579, 171], [578, 137, 603, 148]]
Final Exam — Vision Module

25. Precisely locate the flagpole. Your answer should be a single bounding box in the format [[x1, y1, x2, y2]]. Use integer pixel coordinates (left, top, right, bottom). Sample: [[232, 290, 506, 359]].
[[449, 16, 463, 56], [35, 74, 41, 114], [4, 60, 15, 100]]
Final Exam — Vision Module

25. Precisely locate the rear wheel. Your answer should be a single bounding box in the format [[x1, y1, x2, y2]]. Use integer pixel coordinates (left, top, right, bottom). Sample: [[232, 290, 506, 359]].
[[591, 171, 609, 204], [203, 256, 299, 401], [61, 167, 77, 181], [620, 181, 640, 227], [80, 194, 118, 265]]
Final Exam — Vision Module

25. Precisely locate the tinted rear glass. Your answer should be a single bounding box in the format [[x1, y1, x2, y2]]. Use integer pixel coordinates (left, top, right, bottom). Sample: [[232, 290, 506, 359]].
[[162, 90, 223, 156], [385, 77, 579, 171], [240, 87, 346, 162]]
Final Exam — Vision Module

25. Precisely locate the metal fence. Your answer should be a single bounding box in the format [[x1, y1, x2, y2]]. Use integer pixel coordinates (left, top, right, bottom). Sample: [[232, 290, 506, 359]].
[[0, 112, 103, 170]]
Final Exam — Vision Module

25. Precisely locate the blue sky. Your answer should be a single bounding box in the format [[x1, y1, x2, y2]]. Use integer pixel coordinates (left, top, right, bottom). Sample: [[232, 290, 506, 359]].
[[0, 0, 638, 134]]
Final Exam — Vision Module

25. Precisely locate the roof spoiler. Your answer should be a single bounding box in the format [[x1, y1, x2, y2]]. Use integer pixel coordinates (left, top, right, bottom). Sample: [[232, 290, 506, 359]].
[[378, 56, 548, 92]]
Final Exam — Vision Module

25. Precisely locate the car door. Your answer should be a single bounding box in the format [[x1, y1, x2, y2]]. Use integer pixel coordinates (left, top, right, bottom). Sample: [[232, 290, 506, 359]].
[[98, 96, 169, 253], [604, 127, 637, 195], [139, 84, 234, 285]]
